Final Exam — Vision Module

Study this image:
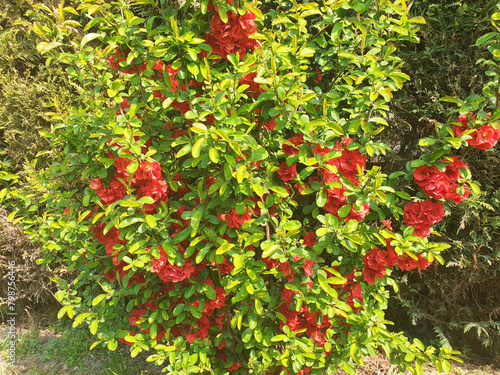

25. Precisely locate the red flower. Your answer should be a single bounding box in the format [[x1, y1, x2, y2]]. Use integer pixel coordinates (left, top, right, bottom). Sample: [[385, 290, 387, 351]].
[[262, 257, 278, 269], [228, 362, 242, 372], [135, 160, 162, 181], [217, 208, 252, 228], [90, 178, 101, 190], [278, 261, 292, 276], [151, 247, 196, 283], [262, 118, 276, 130], [277, 162, 297, 182], [414, 156, 470, 203], [381, 219, 393, 230], [282, 134, 304, 155], [129, 308, 146, 327], [92, 176, 127, 205], [302, 259, 315, 276], [204, 11, 258, 61], [345, 204, 370, 221], [212, 256, 234, 274], [303, 231, 317, 247], [470, 124, 500, 150], [403, 200, 445, 238], [442, 183, 469, 203], [313, 144, 331, 156], [453, 114, 500, 150], [108, 47, 147, 74], [335, 149, 367, 177]]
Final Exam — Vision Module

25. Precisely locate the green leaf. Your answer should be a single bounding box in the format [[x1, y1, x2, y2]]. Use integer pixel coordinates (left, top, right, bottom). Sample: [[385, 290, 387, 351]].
[[192, 137, 205, 158], [173, 304, 185, 316], [120, 200, 141, 207], [7, 210, 18, 222], [353, 0, 370, 13], [476, 32, 498, 46], [316, 190, 327, 208], [419, 137, 437, 147], [236, 165, 247, 184], [216, 242, 234, 255], [37, 42, 64, 54], [469, 182, 480, 195], [338, 204, 351, 218], [92, 294, 106, 306], [415, 360, 423, 375], [350, 342, 358, 358], [139, 196, 155, 205], [255, 298, 263, 315], [282, 220, 301, 232], [410, 160, 427, 168], [177, 144, 192, 158], [90, 320, 98, 335], [270, 186, 288, 197], [440, 96, 460, 103], [190, 209, 203, 232], [316, 227, 328, 237], [242, 328, 253, 343], [80, 33, 103, 48], [271, 334, 287, 342], [203, 284, 216, 299], [107, 338, 118, 351], [299, 47, 316, 57], [409, 16, 426, 24], [246, 5, 263, 20], [342, 362, 356, 375], [218, 7, 228, 23], [126, 160, 139, 174], [195, 245, 211, 264], [146, 215, 157, 228], [441, 359, 452, 373], [57, 306, 69, 319], [252, 183, 264, 197], [209, 148, 219, 163], [396, 191, 411, 200]]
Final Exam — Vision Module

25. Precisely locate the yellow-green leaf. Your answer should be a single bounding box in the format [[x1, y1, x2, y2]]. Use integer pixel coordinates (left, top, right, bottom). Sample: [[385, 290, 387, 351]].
[[146, 215, 157, 228]]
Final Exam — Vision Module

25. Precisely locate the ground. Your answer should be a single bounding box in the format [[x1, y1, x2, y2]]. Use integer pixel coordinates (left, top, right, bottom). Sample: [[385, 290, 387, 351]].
[[1, 303, 499, 375]]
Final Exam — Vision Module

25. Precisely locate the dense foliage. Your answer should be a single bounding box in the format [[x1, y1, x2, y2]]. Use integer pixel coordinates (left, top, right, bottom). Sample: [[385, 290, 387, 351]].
[[1, 0, 499, 373]]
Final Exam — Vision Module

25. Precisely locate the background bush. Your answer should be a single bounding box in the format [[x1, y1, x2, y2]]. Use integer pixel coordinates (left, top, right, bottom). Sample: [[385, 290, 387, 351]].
[[386, 0, 500, 365], [0, 0, 77, 312], [0, 0, 76, 174]]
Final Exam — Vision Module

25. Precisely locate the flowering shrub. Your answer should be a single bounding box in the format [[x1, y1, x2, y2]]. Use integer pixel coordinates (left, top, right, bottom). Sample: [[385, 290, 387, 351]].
[[3, 0, 500, 374]]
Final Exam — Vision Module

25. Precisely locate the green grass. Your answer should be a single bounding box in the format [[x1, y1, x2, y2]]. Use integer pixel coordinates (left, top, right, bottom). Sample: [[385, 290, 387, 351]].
[[0, 316, 162, 375]]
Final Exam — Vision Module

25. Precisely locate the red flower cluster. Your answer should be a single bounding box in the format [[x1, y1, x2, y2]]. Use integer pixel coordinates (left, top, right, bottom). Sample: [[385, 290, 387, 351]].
[[151, 247, 196, 283], [321, 173, 369, 221], [91, 158, 169, 213], [277, 162, 297, 182], [217, 207, 252, 228], [278, 287, 331, 346], [282, 133, 304, 155], [363, 243, 432, 284], [414, 156, 469, 203], [108, 47, 147, 74], [203, 10, 258, 60], [403, 200, 445, 238], [453, 114, 500, 150]]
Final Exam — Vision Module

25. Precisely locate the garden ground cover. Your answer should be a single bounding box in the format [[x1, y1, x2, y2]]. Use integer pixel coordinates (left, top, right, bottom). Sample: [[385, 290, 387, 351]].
[[1, 303, 499, 375]]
